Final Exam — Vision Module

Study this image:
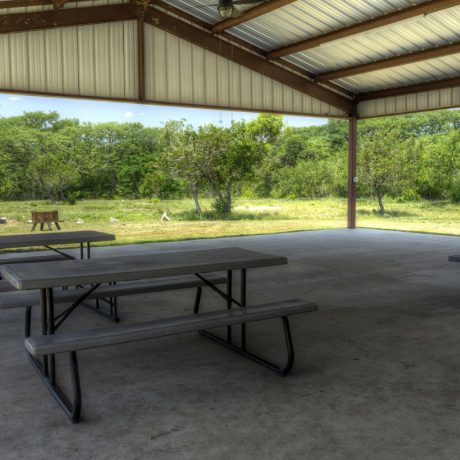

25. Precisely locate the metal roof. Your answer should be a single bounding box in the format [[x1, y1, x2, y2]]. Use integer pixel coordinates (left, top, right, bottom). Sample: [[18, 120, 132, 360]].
[[165, 0, 460, 91], [282, 7, 460, 79], [0, 0, 458, 118]]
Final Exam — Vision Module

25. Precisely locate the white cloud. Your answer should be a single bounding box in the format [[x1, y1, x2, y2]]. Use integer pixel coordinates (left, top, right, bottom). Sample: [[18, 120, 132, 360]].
[[7, 96, 21, 101], [124, 111, 133, 118]]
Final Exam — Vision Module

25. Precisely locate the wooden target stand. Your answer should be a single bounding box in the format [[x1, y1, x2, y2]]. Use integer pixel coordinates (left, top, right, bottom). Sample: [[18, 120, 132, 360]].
[[31, 211, 61, 231]]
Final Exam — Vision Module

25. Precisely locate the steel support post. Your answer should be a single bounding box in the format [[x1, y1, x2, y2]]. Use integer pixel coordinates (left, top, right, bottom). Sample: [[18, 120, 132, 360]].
[[348, 116, 357, 229]]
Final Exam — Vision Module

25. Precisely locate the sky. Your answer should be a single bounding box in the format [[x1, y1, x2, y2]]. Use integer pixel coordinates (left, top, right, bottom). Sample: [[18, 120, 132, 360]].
[[0, 92, 327, 128]]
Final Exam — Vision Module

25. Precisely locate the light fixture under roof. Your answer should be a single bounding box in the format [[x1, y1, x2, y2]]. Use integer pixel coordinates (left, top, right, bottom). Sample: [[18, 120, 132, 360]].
[[217, 5, 234, 18], [199, 0, 266, 19]]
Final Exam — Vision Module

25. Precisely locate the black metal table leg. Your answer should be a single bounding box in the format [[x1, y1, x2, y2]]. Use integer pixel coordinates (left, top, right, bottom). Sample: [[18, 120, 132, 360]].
[[193, 286, 202, 314], [240, 268, 247, 351], [46, 288, 56, 385], [28, 286, 83, 423], [226, 270, 232, 344], [199, 316, 295, 376], [27, 350, 82, 423], [40, 288, 48, 376]]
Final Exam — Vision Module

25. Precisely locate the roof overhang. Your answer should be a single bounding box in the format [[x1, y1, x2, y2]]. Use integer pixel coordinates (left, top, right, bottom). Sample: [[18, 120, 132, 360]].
[[0, 0, 458, 118]]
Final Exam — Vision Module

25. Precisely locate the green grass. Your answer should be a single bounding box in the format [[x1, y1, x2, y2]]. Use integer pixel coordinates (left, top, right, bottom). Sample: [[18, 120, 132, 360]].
[[0, 197, 459, 249]]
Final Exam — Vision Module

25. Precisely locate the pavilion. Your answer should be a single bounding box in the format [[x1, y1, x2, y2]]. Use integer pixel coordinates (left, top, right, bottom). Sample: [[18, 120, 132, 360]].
[[0, 0, 459, 227], [0, 1, 459, 458]]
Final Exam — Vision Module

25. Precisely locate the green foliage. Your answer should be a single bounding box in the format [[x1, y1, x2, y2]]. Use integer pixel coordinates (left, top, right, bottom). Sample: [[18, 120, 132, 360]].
[[0, 109, 459, 216], [358, 126, 415, 213]]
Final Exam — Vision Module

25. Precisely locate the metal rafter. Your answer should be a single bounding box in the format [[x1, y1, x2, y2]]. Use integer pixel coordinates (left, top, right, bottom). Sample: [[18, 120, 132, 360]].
[[316, 42, 460, 82], [267, 0, 460, 59], [0, 0, 51, 8], [211, 0, 296, 34], [144, 6, 354, 113], [151, 1, 354, 99], [357, 76, 460, 101], [0, 3, 139, 34]]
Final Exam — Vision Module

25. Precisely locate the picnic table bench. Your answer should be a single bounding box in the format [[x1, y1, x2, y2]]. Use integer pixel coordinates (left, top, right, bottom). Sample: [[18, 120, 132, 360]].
[[1, 247, 318, 423], [0, 273, 228, 335]]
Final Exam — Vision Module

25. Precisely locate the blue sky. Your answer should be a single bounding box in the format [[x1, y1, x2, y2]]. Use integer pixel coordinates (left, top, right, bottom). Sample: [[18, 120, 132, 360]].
[[0, 92, 327, 128]]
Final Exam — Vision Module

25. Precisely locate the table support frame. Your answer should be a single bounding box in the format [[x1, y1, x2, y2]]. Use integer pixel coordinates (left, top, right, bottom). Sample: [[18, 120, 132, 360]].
[[194, 270, 294, 376], [23, 263, 293, 422], [25, 286, 82, 423]]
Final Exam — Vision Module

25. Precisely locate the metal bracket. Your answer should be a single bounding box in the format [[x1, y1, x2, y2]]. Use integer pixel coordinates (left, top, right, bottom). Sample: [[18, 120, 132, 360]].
[[199, 316, 295, 377]]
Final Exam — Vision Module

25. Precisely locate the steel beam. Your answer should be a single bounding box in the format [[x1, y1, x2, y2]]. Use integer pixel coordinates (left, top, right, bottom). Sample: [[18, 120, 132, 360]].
[[357, 76, 460, 101], [0, 0, 50, 8], [144, 7, 354, 113], [316, 42, 460, 82], [0, 3, 139, 34], [348, 116, 357, 229], [151, 0, 353, 99], [267, 0, 460, 59]]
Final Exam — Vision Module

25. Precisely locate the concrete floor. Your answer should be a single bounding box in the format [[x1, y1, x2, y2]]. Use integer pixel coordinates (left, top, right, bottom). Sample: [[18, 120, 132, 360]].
[[0, 229, 459, 460]]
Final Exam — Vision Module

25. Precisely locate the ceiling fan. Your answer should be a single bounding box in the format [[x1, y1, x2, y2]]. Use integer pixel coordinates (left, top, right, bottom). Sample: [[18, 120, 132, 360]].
[[204, 0, 267, 19]]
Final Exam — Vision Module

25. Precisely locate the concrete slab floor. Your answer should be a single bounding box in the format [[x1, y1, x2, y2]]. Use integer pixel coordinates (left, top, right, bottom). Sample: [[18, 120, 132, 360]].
[[0, 229, 459, 460]]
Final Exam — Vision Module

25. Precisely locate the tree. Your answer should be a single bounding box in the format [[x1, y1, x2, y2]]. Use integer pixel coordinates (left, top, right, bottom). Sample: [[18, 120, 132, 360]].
[[358, 125, 416, 214], [197, 121, 268, 217], [162, 120, 210, 214]]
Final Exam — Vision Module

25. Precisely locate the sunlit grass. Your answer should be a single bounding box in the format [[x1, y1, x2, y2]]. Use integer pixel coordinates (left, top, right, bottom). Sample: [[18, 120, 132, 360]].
[[0, 197, 459, 249]]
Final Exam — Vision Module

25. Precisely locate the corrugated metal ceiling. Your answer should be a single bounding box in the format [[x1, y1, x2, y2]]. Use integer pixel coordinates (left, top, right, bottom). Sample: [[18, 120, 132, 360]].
[[163, 0, 460, 96], [283, 7, 460, 76], [339, 54, 460, 93], [0, 0, 458, 117]]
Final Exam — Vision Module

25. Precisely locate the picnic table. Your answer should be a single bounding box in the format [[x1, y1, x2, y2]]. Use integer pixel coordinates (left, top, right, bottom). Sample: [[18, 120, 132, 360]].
[[0, 230, 115, 260], [0, 247, 317, 422], [0, 230, 118, 320]]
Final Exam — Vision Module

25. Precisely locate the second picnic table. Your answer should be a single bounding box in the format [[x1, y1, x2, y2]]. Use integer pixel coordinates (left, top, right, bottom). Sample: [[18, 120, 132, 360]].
[[0, 230, 116, 260]]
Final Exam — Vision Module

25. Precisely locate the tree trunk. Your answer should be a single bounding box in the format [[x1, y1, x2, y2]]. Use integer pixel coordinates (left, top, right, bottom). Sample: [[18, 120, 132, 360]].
[[377, 192, 385, 214], [190, 182, 202, 215], [226, 180, 233, 211]]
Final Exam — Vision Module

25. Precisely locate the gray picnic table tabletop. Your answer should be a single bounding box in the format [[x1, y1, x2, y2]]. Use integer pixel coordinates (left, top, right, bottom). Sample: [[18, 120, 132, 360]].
[[0, 247, 287, 290], [0, 230, 115, 261], [0, 230, 115, 250]]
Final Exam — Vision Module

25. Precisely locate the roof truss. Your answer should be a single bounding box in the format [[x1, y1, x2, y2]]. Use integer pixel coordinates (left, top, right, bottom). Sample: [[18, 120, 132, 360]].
[[0, 0, 50, 8], [357, 76, 460, 101], [316, 42, 460, 82], [267, 0, 460, 59], [144, 6, 353, 113], [0, 3, 139, 34], [151, 1, 354, 97], [0, 0, 458, 114]]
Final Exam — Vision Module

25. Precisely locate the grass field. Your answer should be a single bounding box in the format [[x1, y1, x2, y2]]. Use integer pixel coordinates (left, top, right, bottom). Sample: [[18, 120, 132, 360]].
[[0, 198, 459, 248]]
